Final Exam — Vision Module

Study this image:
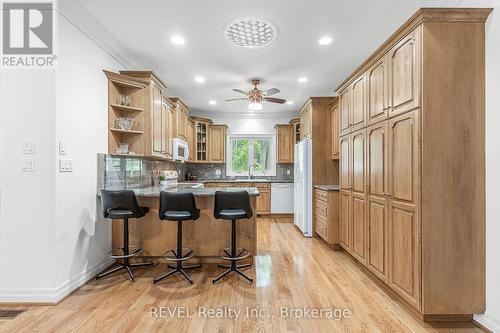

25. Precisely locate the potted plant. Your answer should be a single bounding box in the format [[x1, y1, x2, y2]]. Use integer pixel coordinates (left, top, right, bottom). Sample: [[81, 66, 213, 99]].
[[159, 174, 168, 187]]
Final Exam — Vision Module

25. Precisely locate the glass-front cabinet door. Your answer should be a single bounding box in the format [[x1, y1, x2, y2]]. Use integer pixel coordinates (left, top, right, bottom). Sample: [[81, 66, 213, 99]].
[[195, 120, 209, 162]]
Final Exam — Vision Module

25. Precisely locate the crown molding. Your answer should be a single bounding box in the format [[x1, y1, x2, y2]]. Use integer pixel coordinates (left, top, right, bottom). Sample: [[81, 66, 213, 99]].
[[57, 0, 143, 69]]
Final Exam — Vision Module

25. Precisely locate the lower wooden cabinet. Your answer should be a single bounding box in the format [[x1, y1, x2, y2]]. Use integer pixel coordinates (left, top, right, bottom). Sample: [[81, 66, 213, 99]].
[[313, 188, 339, 245], [351, 194, 367, 264], [255, 183, 271, 215], [339, 190, 352, 251]]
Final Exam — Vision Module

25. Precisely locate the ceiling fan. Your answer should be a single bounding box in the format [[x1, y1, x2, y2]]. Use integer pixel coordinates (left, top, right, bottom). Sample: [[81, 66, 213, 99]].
[[225, 79, 287, 110]]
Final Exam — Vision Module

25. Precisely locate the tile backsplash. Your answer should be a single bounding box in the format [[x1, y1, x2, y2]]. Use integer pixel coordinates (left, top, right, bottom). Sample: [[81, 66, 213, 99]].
[[97, 154, 187, 190], [186, 163, 294, 182], [97, 153, 294, 191]]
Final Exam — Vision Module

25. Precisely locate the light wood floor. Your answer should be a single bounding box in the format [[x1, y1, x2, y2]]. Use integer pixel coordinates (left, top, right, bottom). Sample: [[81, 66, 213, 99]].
[[0, 217, 483, 333]]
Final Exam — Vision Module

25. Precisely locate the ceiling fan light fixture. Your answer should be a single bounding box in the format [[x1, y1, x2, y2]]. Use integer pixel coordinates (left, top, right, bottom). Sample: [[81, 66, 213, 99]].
[[248, 102, 263, 111]]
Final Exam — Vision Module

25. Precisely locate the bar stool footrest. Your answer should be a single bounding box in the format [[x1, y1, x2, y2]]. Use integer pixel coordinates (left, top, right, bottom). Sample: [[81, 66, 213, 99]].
[[218, 247, 250, 261], [109, 246, 143, 259], [161, 247, 194, 262]]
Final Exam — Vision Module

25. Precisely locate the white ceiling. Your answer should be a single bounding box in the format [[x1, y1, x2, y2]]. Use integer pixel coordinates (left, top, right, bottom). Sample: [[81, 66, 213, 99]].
[[72, 0, 457, 116]]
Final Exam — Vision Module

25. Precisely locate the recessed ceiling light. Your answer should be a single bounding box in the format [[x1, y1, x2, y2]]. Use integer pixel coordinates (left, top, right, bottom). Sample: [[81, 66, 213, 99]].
[[248, 102, 263, 111], [286, 101, 294, 105], [194, 76, 205, 83], [225, 17, 278, 48], [170, 35, 185, 45], [298, 77, 308, 83], [208, 100, 217, 105], [318, 36, 333, 45]]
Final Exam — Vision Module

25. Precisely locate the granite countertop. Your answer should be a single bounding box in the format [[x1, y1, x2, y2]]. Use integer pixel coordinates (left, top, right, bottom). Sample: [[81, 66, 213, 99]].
[[187, 179, 294, 184], [314, 185, 340, 191], [101, 185, 260, 198]]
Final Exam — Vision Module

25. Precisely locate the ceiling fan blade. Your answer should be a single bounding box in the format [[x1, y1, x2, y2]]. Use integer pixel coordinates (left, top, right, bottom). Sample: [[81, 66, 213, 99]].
[[264, 97, 287, 104], [263, 88, 280, 96], [225, 98, 248, 102], [232, 89, 248, 95]]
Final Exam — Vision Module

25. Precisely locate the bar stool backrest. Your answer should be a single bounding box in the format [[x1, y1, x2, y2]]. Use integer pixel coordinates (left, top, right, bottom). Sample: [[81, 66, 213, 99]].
[[101, 190, 145, 218], [159, 192, 200, 220], [213, 191, 253, 219]]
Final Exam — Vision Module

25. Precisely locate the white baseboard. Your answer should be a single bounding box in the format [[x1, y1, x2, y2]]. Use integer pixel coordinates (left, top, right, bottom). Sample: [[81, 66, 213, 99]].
[[0, 259, 114, 303], [474, 313, 500, 332]]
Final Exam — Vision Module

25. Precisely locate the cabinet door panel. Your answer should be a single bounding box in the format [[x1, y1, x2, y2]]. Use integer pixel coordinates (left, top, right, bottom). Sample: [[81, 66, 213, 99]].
[[277, 125, 293, 163], [351, 75, 366, 131], [389, 111, 419, 203], [340, 89, 351, 135], [389, 204, 420, 309], [390, 27, 421, 116], [331, 104, 339, 159], [152, 85, 163, 156], [368, 200, 387, 280], [340, 135, 351, 190], [368, 57, 388, 124], [340, 190, 352, 251], [352, 195, 366, 263], [257, 190, 271, 214], [352, 131, 365, 194], [368, 124, 387, 197]]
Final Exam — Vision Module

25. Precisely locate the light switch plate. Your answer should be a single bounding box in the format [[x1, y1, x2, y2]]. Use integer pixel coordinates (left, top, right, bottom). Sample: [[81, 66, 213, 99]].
[[59, 141, 66, 155], [22, 141, 35, 154], [22, 158, 35, 172], [215, 169, 221, 176]]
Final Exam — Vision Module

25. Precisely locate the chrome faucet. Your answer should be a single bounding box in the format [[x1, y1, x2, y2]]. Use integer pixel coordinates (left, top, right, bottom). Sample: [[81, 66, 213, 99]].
[[248, 164, 254, 180]]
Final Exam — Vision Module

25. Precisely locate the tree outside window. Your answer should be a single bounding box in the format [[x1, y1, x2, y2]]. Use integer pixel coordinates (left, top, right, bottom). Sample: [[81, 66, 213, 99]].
[[227, 135, 276, 176]]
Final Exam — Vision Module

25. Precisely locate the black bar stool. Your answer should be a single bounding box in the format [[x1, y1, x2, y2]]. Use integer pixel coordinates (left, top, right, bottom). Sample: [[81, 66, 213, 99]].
[[96, 190, 152, 282], [212, 191, 253, 284], [154, 192, 201, 285]]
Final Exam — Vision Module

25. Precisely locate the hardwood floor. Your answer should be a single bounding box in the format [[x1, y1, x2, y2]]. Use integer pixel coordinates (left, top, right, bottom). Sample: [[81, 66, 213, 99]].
[[0, 217, 483, 332]]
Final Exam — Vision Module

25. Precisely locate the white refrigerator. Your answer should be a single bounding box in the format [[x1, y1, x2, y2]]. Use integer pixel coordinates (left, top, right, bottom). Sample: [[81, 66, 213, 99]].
[[294, 138, 313, 237]]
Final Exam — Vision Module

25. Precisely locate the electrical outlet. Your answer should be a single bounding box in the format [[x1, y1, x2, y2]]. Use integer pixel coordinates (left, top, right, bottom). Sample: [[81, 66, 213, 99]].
[[215, 169, 221, 176], [59, 141, 66, 155], [286, 169, 291, 175], [59, 159, 73, 172]]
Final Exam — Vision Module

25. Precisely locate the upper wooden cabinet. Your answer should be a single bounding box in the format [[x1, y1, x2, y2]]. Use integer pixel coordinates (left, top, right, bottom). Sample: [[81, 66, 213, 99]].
[[389, 27, 421, 117], [275, 124, 293, 163], [367, 55, 389, 125], [169, 97, 191, 140], [339, 89, 351, 136], [289, 118, 301, 144], [192, 117, 213, 163], [209, 125, 227, 163], [299, 102, 312, 140], [335, 8, 491, 319], [351, 74, 367, 131], [331, 101, 339, 160], [163, 97, 174, 159]]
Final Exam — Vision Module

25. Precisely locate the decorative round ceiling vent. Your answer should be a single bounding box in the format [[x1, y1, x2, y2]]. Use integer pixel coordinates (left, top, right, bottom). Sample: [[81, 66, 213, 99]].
[[224, 17, 278, 48]]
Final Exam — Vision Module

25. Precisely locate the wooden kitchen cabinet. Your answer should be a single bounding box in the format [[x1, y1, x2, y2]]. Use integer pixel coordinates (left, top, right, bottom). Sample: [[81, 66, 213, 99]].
[[339, 88, 351, 136], [275, 124, 293, 163], [289, 118, 301, 144], [351, 74, 367, 132], [209, 125, 227, 163], [193, 117, 213, 163], [313, 188, 339, 245], [163, 97, 174, 159], [331, 101, 339, 160], [299, 102, 312, 139], [335, 9, 490, 318], [255, 183, 271, 215], [187, 117, 195, 161], [367, 55, 389, 125], [170, 97, 191, 140], [367, 122, 389, 282]]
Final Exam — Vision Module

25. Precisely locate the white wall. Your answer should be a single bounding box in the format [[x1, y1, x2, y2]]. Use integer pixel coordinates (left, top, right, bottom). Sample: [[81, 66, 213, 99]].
[[0, 70, 57, 300], [456, 1, 500, 331], [0, 12, 124, 301], [52, 15, 122, 298]]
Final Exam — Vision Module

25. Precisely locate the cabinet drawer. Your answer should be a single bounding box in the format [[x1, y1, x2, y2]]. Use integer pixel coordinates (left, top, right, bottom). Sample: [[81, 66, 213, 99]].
[[255, 183, 270, 190], [315, 216, 328, 239], [315, 189, 328, 202], [315, 199, 328, 220]]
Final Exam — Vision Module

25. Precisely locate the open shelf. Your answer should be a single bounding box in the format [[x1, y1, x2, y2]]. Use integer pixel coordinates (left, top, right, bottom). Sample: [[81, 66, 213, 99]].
[[110, 128, 144, 135], [110, 104, 143, 113], [110, 79, 145, 90]]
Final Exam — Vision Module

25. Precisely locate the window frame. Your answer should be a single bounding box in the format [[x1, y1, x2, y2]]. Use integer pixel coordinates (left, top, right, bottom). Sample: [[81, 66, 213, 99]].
[[226, 134, 277, 177]]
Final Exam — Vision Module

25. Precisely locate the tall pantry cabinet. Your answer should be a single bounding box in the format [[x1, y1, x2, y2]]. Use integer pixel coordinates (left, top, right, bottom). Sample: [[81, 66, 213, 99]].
[[336, 8, 490, 320]]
